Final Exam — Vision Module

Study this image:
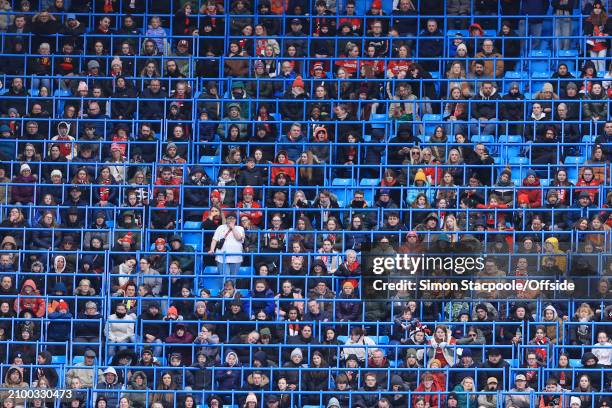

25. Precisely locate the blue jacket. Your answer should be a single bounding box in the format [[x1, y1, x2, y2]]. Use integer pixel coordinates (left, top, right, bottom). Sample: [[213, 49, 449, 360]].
[[249, 288, 275, 316], [278, 134, 305, 161], [215, 356, 242, 389], [47, 311, 74, 341]]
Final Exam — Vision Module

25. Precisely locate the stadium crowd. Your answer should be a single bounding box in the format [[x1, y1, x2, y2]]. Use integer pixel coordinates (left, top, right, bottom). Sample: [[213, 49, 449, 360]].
[[0, 0, 610, 407]]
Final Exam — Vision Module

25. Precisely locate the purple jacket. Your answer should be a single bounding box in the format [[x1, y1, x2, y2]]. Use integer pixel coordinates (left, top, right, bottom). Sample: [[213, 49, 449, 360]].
[[11, 174, 36, 203]]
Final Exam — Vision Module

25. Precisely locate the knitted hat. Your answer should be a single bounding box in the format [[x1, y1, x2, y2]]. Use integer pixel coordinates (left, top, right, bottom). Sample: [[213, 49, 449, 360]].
[[292, 76, 304, 88], [414, 170, 427, 183]]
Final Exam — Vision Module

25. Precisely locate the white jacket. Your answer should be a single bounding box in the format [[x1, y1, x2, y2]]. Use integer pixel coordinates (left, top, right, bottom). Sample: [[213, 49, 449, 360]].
[[104, 313, 136, 342]]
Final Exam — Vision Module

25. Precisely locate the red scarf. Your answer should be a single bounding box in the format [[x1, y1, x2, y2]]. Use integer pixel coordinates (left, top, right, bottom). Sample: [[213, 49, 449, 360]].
[[99, 178, 110, 201]]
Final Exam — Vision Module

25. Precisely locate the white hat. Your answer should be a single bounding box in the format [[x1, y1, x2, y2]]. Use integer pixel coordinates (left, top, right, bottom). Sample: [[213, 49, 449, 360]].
[[20, 163, 31, 173], [51, 169, 62, 178]]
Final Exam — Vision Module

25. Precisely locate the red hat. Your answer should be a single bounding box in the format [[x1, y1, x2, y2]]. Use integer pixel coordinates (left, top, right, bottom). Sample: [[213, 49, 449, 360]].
[[292, 76, 304, 88], [371, 0, 382, 9], [167, 306, 178, 316], [243, 186, 254, 195], [211, 190, 221, 200], [57, 300, 69, 311], [118, 232, 134, 245], [517, 194, 530, 205], [342, 279, 359, 289], [155, 238, 166, 246]]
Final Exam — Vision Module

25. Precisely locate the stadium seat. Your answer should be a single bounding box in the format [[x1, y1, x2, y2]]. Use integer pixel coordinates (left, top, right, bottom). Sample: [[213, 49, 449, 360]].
[[422, 114, 443, 135], [0, 4, 606, 406], [529, 50, 551, 72], [499, 135, 523, 160], [509, 156, 529, 180], [370, 113, 387, 130], [199, 155, 220, 180], [184, 221, 202, 229], [557, 49, 578, 71], [530, 71, 552, 93]]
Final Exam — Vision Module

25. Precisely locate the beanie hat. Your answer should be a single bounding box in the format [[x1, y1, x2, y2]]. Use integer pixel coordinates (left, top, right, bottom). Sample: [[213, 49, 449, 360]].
[[517, 194, 530, 204], [456, 43, 468, 53], [166, 306, 178, 317], [292, 76, 304, 88], [20, 163, 31, 173], [414, 170, 427, 183], [290, 348, 303, 359]]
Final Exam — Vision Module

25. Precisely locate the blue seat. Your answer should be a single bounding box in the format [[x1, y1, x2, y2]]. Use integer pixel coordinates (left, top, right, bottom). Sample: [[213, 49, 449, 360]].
[[581, 135, 597, 159], [200, 276, 224, 291], [184, 221, 202, 229], [238, 266, 253, 276], [332, 178, 353, 187], [531, 71, 552, 93], [447, 30, 469, 38], [570, 359, 583, 368], [331, 188, 351, 206], [72, 356, 85, 364], [182, 231, 202, 251], [529, 50, 551, 72], [499, 135, 523, 159], [422, 114, 442, 135], [370, 113, 387, 130], [52, 355, 66, 364], [564, 156, 584, 165], [509, 156, 529, 180], [203, 266, 219, 275], [558, 49, 578, 71], [360, 178, 380, 186], [199, 155, 220, 179], [565, 156, 583, 182], [503, 71, 526, 93]]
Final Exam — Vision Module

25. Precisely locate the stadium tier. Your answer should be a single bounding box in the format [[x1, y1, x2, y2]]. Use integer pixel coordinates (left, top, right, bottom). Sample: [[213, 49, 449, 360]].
[[0, 0, 611, 407]]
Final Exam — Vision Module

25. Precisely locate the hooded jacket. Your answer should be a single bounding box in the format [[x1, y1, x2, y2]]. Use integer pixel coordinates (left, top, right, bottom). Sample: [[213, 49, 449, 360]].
[[583, 87, 608, 119], [124, 371, 148, 408], [1, 366, 28, 405], [95, 367, 122, 408], [543, 237, 567, 273], [471, 86, 500, 119], [541, 305, 565, 345], [14, 279, 45, 317], [215, 351, 242, 389]]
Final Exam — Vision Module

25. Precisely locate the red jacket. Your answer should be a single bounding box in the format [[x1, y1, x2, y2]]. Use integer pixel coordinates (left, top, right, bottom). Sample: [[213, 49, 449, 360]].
[[413, 382, 444, 408], [154, 176, 181, 199], [14, 279, 46, 317], [237, 200, 263, 226], [517, 177, 542, 208], [576, 178, 600, 203]]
